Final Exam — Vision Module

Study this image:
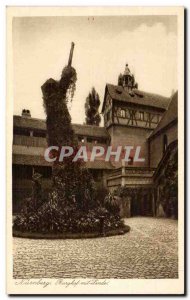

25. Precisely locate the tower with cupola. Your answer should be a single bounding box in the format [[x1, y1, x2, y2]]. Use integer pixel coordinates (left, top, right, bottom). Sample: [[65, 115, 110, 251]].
[[102, 64, 169, 167]]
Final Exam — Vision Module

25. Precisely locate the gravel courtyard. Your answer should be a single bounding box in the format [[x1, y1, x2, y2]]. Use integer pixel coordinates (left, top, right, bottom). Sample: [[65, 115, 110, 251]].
[[13, 217, 178, 279]]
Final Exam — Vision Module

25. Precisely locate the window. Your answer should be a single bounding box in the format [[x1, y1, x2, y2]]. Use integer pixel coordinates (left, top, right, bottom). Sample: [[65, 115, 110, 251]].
[[121, 109, 126, 118], [87, 137, 97, 143], [78, 136, 85, 143], [99, 138, 107, 144], [143, 112, 148, 121], [86, 137, 107, 144], [106, 111, 109, 120], [125, 109, 130, 118], [107, 111, 111, 121], [87, 137, 93, 143], [128, 156, 134, 166], [33, 130, 46, 138], [12, 165, 33, 179], [117, 108, 121, 117], [147, 113, 151, 127], [163, 134, 168, 153], [139, 111, 144, 121], [14, 127, 46, 138], [14, 127, 30, 136]]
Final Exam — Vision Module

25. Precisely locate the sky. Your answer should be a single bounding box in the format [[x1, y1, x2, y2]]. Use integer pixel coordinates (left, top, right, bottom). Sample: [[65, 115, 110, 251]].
[[13, 15, 177, 124]]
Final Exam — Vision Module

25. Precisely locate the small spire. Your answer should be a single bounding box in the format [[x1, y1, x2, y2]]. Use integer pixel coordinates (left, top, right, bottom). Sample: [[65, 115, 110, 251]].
[[124, 63, 132, 76], [122, 63, 137, 91]]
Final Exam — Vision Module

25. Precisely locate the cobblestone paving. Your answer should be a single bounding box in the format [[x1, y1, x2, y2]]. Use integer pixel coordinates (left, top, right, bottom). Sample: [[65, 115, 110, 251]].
[[13, 217, 178, 279]]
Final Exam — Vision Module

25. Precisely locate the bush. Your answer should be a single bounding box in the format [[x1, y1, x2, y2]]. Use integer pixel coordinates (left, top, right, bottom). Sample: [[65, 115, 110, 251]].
[[94, 184, 109, 205], [14, 201, 124, 234]]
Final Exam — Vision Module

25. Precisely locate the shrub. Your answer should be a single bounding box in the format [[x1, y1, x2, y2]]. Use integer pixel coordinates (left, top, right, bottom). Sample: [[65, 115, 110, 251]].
[[14, 201, 124, 234]]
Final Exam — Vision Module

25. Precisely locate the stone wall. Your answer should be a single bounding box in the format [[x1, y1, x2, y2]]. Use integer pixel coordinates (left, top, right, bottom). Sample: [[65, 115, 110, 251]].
[[149, 123, 177, 168], [107, 125, 151, 167]]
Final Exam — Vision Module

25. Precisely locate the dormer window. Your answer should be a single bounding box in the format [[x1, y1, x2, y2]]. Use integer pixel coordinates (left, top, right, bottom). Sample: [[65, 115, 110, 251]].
[[115, 88, 122, 94]]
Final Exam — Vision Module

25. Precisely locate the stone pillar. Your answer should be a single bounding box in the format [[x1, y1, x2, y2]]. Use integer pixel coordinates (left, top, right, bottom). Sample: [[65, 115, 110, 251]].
[[156, 186, 165, 217], [121, 160, 125, 186], [121, 196, 131, 217]]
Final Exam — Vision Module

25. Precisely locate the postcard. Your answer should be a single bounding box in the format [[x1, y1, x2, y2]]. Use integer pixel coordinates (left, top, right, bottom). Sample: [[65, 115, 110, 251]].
[[6, 6, 184, 295]]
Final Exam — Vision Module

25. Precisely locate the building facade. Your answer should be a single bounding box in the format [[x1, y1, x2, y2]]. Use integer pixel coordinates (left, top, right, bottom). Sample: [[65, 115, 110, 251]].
[[12, 65, 178, 218]]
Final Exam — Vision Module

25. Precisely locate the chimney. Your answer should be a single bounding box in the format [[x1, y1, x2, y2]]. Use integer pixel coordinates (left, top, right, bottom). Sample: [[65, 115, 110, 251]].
[[22, 109, 31, 118]]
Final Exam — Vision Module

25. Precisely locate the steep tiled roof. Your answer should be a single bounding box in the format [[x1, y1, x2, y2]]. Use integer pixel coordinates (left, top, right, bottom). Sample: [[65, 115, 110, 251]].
[[14, 116, 46, 131], [102, 84, 170, 112], [149, 92, 178, 139], [72, 124, 109, 138], [13, 116, 109, 139]]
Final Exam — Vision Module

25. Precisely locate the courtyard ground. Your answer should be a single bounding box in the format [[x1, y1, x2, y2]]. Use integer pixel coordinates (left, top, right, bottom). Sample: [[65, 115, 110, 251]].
[[13, 217, 178, 279]]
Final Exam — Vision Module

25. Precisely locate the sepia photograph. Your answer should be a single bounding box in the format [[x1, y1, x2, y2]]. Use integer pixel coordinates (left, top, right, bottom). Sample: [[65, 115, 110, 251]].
[[6, 6, 184, 295]]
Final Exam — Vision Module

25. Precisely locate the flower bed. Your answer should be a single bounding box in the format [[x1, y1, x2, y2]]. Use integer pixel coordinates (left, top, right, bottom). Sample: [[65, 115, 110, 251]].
[[13, 224, 130, 239]]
